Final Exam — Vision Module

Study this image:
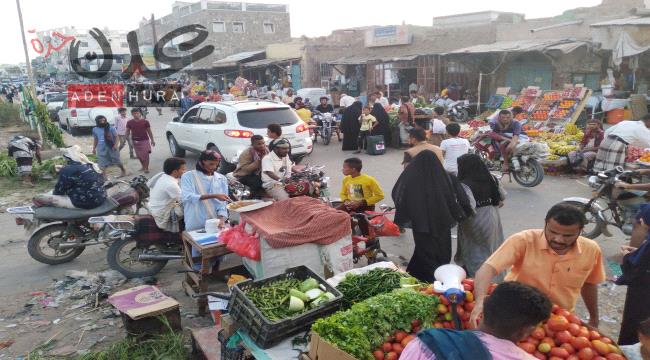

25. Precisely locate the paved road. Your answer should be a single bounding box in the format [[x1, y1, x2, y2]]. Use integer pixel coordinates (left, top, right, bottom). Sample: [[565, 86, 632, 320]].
[[0, 108, 627, 310]]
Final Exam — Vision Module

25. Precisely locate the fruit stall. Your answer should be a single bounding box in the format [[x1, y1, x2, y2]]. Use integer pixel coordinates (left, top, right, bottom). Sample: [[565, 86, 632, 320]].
[[216, 263, 628, 360]]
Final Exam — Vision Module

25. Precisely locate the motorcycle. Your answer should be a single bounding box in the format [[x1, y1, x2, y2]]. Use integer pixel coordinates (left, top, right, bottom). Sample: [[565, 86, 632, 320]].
[[563, 166, 647, 239], [447, 99, 471, 123], [101, 178, 251, 278], [285, 164, 330, 202], [470, 127, 546, 188], [7, 176, 150, 265], [310, 111, 341, 145]]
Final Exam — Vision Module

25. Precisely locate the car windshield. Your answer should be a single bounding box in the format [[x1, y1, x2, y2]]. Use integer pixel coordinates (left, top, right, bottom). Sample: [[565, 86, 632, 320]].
[[49, 94, 67, 102], [237, 108, 299, 128]]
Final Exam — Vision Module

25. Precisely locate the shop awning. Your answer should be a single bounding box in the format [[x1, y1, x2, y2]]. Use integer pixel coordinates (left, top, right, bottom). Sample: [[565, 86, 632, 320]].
[[241, 57, 300, 68], [445, 39, 589, 55], [378, 55, 419, 62], [613, 31, 650, 66], [328, 56, 371, 65], [212, 50, 265, 68]]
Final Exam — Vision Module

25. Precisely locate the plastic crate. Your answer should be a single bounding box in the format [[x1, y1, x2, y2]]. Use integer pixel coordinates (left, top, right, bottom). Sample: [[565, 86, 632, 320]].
[[227, 265, 343, 348], [218, 329, 246, 360]]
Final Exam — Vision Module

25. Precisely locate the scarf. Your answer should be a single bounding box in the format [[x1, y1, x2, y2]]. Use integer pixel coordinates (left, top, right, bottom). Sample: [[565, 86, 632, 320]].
[[62, 145, 101, 173], [457, 154, 501, 208]]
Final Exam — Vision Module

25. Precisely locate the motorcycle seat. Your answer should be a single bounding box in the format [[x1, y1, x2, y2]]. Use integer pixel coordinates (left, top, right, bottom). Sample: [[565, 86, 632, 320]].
[[34, 199, 119, 220]]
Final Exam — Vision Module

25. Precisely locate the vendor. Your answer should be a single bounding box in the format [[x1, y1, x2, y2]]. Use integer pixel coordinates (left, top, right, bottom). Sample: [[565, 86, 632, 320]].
[[594, 115, 650, 172], [567, 118, 604, 173], [490, 110, 521, 173], [469, 203, 606, 328], [233, 135, 268, 198], [402, 281, 552, 360], [180, 150, 230, 231]]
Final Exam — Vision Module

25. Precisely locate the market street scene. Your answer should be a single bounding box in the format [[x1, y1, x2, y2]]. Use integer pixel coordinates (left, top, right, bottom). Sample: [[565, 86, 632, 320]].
[[1, 0, 650, 359]]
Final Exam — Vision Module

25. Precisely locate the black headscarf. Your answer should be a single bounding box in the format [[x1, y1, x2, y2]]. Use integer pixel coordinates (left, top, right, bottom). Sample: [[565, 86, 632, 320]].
[[340, 101, 363, 151], [457, 153, 501, 208], [371, 102, 391, 146], [392, 150, 472, 235]]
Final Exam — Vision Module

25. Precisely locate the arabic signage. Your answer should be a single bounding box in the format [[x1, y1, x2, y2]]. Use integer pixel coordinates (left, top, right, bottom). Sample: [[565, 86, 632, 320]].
[[365, 25, 412, 48]]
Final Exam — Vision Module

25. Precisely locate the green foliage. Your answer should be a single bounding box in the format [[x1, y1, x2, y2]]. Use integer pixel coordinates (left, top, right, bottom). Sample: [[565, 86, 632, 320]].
[[0, 152, 17, 177], [0, 102, 21, 126], [33, 102, 65, 148]]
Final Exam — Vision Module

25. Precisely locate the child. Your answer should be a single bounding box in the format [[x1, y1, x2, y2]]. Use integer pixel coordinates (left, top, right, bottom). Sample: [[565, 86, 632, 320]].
[[7, 134, 41, 186], [428, 106, 448, 146], [621, 317, 650, 360], [339, 157, 384, 213], [355, 105, 377, 154], [440, 123, 470, 176]]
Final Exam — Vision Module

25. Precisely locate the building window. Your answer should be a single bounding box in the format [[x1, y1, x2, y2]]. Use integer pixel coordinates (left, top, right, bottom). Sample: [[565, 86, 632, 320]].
[[319, 63, 331, 78], [232, 22, 245, 33], [446, 61, 466, 74], [263, 23, 275, 34], [212, 21, 226, 33]]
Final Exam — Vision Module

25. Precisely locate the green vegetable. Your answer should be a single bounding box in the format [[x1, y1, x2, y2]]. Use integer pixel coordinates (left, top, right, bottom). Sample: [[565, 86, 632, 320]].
[[289, 289, 310, 302], [305, 288, 323, 300], [312, 289, 439, 360], [289, 296, 304, 312], [299, 278, 319, 293], [244, 278, 302, 321], [336, 268, 415, 308]]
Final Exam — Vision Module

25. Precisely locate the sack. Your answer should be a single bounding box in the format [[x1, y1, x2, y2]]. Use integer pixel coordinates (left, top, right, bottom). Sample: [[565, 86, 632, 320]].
[[369, 215, 400, 237], [221, 222, 261, 261]]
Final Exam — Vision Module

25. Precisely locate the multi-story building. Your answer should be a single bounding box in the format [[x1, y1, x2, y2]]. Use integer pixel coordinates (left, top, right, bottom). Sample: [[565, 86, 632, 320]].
[[135, 0, 291, 73]]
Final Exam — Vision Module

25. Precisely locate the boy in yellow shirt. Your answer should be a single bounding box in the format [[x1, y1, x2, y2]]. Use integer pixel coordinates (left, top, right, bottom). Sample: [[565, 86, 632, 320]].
[[339, 157, 384, 212]]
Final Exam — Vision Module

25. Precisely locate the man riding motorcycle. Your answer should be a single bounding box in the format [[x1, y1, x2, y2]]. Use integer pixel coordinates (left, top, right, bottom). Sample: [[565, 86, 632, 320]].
[[490, 109, 521, 173], [233, 135, 269, 199]]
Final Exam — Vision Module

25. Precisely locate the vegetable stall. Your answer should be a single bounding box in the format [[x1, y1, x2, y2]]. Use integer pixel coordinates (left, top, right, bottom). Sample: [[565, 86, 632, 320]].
[[216, 262, 628, 360]]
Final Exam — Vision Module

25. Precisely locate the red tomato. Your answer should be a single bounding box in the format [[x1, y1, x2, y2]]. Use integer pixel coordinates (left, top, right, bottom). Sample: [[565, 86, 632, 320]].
[[463, 283, 474, 291], [533, 351, 547, 360], [542, 337, 556, 346], [411, 319, 421, 328], [600, 337, 612, 345], [392, 343, 404, 355], [567, 355, 580, 360], [567, 315, 582, 325], [571, 337, 591, 350], [412, 326, 421, 334], [439, 296, 450, 306], [568, 324, 581, 337], [547, 315, 570, 332], [443, 321, 453, 329], [385, 352, 398, 360], [560, 343, 576, 354], [518, 342, 537, 354], [605, 354, 625, 360], [550, 347, 570, 358], [552, 304, 561, 314], [544, 324, 557, 338], [462, 278, 474, 286], [557, 309, 572, 318], [526, 337, 541, 346], [555, 330, 573, 345], [401, 335, 415, 348], [577, 327, 590, 339], [549, 357, 564, 360], [464, 302, 475, 312], [531, 327, 546, 340], [589, 330, 601, 340], [382, 342, 392, 352], [373, 350, 385, 360], [577, 347, 595, 360], [394, 331, 407, 342]]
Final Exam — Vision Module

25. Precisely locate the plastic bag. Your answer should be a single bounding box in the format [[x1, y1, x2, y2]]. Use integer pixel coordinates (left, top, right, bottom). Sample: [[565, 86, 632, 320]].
[[222, 222, 261, 261], [369, 215, 400, 237]]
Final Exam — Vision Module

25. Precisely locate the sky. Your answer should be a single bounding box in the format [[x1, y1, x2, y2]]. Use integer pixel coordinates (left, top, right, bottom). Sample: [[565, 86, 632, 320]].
[[1, 0, 603, 65]]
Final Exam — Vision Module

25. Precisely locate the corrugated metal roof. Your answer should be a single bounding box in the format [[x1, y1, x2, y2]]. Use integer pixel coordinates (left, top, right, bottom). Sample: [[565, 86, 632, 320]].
[[212, 50, 265, 67], [241, 57, 300, 68], [445, 39, 589, 55], [328, 54, 420, 65], [591, 16, 650, 27]]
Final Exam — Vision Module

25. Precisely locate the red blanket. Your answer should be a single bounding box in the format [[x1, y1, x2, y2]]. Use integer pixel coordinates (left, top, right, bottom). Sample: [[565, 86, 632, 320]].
[[240, 197, 351, 248]]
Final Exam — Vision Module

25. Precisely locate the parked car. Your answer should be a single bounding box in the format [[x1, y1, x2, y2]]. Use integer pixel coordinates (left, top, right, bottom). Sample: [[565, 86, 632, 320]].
[[46, 93, 67, 121], [43, 91, 62, 104], [58, 102, 117, 136], [166, 100, 313, 172]]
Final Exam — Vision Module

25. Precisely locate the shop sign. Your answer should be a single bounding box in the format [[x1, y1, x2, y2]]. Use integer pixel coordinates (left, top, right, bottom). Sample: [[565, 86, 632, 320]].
[[365, 25, 412, 48]]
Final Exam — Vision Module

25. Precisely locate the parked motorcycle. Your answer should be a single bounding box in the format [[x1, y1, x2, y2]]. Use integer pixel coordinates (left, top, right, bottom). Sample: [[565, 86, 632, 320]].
[[284, 164, 330, 202], [563, 166, 647, 239], [7, 176, 150, 265], [447, 99, 471, 123], [102, 178, 251, 278], [310, 111, 341, 145], [470, 127, 546, 188]]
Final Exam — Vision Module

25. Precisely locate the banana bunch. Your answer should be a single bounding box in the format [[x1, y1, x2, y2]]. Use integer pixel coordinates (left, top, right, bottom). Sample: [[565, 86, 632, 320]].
[[564, 124, 579, 135], [546, 155, 561, 161]]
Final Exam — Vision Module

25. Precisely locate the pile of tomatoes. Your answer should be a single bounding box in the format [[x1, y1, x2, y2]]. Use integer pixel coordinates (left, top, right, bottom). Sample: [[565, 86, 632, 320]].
[[516, 305, 625, 360], [372, 320, 420, 360]]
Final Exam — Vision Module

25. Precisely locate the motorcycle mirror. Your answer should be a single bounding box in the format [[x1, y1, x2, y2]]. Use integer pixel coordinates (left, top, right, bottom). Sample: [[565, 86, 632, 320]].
[[615, 166, 625, 173]]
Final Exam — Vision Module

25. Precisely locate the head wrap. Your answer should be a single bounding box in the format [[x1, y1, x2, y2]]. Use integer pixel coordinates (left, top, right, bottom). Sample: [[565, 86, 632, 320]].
[[62, 145, 101, 173], [196, 150, 221, 174]]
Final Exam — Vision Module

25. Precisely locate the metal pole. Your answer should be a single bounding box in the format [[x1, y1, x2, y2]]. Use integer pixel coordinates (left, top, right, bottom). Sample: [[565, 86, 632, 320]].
[[477, 72, 483, 115], [15, 0, 43, 141]]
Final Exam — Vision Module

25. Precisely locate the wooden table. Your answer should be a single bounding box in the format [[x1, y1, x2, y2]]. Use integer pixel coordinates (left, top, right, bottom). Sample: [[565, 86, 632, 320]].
[[181, 231, 235, 316]]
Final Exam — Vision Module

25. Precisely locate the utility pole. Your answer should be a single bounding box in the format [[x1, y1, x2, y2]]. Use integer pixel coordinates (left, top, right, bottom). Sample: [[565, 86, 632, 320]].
[[15, 0, 43, 141]]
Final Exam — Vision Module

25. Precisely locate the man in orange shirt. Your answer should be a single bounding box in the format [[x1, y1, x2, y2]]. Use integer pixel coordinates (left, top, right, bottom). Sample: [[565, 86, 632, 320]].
[[469, 203, 606, 328]]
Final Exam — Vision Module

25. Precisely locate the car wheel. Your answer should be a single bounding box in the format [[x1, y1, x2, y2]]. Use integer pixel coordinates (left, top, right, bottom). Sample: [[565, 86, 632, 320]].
[[167, 134, 185, 157]]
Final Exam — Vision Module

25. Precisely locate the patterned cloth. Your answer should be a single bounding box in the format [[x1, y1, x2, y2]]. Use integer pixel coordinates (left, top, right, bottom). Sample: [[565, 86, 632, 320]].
[[240, 197, 351, 248], [53, 162, 106, 209], [593, 136, 627, 172], [8, 136, 39, 175]]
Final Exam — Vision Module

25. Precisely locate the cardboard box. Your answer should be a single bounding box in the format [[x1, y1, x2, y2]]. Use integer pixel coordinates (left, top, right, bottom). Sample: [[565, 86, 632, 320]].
[[308, 331, 357, 360]]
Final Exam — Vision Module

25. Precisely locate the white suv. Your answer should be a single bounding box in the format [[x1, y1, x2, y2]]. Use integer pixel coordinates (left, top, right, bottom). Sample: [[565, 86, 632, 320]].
[[165, 100, 313, 170]]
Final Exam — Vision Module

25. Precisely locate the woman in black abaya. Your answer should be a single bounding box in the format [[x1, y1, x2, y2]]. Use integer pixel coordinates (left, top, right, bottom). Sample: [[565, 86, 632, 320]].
[[340, 101, 362, 151], [371, 102, 391, 147], [392, 150, 472, 282]]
